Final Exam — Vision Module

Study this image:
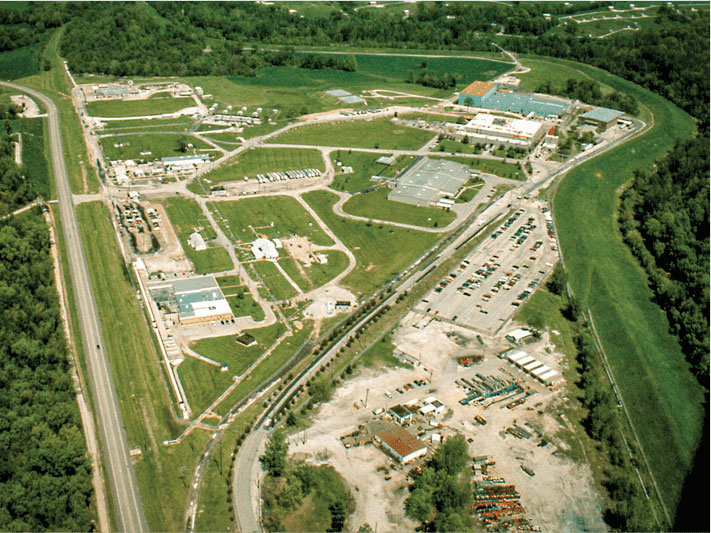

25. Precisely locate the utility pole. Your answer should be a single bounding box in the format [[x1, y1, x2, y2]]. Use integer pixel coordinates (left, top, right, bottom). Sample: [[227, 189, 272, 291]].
[[364, 388, 369, 408]]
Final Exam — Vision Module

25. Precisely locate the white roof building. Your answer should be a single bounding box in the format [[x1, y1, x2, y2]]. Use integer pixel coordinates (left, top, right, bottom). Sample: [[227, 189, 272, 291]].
[[251, 238, 279, 260], [449, 113, 546, 149], [506, 328, 534, 343], [188, 232, 207, 251]]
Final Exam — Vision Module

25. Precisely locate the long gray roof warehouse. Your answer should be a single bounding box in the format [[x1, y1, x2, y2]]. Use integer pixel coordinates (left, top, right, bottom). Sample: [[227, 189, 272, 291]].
[[388, 157, 471, 207]]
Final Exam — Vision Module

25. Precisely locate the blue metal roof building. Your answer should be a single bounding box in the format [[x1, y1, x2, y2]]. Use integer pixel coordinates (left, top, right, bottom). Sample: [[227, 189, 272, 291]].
[[481, 89, 571, 117]]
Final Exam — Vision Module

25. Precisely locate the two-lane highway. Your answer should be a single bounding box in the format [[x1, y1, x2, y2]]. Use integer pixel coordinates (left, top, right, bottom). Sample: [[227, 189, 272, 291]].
[[1, 81, 148, 532]]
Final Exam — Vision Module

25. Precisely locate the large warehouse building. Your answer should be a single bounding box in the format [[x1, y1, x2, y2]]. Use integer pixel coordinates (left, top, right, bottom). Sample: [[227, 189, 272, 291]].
[[149, 275, 233, 325], [388, 157, 471, 207], [580, 106, 625, 130], [458, 82, 571, 118], [449, 113, 546, 150]]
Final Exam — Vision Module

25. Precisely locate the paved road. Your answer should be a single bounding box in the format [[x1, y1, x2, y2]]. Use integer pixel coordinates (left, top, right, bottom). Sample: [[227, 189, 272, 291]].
[[1, 81, 149, 533]]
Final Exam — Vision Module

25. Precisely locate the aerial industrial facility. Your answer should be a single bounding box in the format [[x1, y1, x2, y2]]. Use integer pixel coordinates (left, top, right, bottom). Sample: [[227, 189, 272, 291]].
[[458, 81, 571, 117], [149, 276, 233, 325], [449, 113, 547, 149], [388, 156, 472, 207]]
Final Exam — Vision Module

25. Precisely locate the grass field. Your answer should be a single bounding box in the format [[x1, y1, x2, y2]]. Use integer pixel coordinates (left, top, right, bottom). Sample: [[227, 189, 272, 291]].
[[212, 196, 334, 246], [358, 332, 408, 369], [18, 30, 99, 193], [329, 150, 395, 192], [86, 96, 196, 118], [342, 187, 456, 228], [0, 44, 40, 80], [433, 152, 525, 180], [272, 118, 434, 150], [100, 116, 194, 134], [549, 56, 703, 519], [76, 201, 212, 531], [303, 189, 441, 295], [455, 181, 484, 203], [217, 275, 266, 321], [279, 250, 350, 292], [11, 117, 51, 198], [99, 133, 216, 161], [252, 260, 299, 301], [182, 321, 287, 414], [201, 147, 324, 184], [213, 320, 314, 417], [163, 197, 232, 274]]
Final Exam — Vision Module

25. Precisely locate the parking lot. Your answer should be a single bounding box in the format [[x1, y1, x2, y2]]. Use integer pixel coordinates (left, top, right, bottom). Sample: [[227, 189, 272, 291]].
[[413, 201, 558, 334]]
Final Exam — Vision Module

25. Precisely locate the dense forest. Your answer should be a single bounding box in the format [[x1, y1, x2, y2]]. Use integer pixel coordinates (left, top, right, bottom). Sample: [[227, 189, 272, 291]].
[[619, 137, 710, 382], [0, 211, 94, 530], [0, 116, 37, 217], [535, 78, 638, 116]]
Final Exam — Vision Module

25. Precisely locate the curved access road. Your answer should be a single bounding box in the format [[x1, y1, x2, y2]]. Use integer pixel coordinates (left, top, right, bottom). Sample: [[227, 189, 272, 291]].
[[1, 81, 149, 533]]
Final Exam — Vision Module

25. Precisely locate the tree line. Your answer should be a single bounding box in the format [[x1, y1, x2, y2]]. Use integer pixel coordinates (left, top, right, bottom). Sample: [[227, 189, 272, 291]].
[[0, 211, 95, 530], [619, 137, 709, 383]]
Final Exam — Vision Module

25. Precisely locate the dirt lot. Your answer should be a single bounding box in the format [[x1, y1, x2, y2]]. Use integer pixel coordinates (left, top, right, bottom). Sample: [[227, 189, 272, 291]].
[[291, 317, 605, 532], [139, 202, 192, 273]]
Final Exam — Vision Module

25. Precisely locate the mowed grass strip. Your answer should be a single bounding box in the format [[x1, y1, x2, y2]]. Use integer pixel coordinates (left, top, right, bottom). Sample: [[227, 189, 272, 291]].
[[99, 133, 215, 161], [226, 292, 265, 321], [272, 118, 434, 150], [183, 321, 287, 414], [213, 196, 334, 246], [433, 150, 525, 180], [342, 187, 456, 228], [252, 260, 299, 301], [550, 57, 703, 515], [202, 147, 323, 184], [76, 201, 211, 531], [86, 96, 196, 118], [303, 190, 441, 295], [163, 196, 232, 275]]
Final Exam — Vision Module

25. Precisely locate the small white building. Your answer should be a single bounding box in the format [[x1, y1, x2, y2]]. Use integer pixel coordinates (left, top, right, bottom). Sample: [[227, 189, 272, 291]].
[[251, 238, 279, 260], [188, 232, 207, 251], [506, 328, 535, 344]]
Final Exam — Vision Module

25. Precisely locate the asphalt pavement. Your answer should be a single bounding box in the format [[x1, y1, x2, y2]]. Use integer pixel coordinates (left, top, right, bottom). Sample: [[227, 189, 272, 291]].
[[1, 81, 148, 533]]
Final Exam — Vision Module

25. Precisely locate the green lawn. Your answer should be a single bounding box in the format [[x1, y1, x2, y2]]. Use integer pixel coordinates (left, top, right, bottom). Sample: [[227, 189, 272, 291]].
[[279, 250, 350, 292], [100, 116, 194, 134], [252, 260, 299, 301], [342, 187, 456, 228], [550, 56, 703, 518], [86, 96, 196, 118], [11, 117, 51, 199], [212, 195, 334, 246], [213, 320, 315, 416], [272, 118, 434, 150], [302, 190, 441, 295], [163, 196, 232, 274], [455, 181, 484, 203], [359, 333, 409, 369], [329, 150, 400, 192], [201, 147, 324, 184], [182, 321, 288, 414], [76, 201, 212, 531], [100, 133, 216, 161]]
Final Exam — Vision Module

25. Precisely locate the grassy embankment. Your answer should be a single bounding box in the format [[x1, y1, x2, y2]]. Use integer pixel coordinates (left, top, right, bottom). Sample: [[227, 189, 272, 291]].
[[201, 147, 324, 185], [302, 189, 441, 295], [77, 201, 211, 531], [17, 29, 99, 193], [99, 133, 215, 161], [163, 196, 233, 275], [272, 118, 434, 150], [539, 56, 704, 519], [85, 96, 195, 118]]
